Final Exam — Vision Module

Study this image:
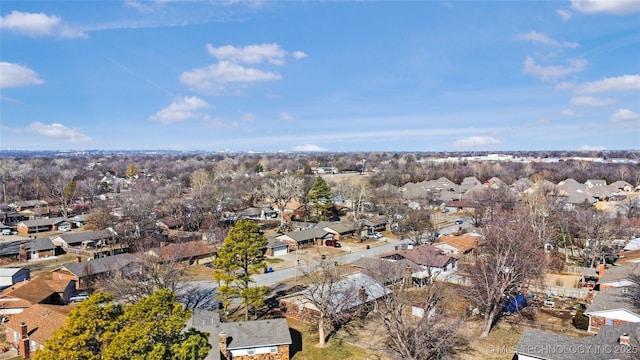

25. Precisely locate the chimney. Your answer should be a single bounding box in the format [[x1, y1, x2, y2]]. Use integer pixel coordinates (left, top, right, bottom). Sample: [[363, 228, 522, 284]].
[[76, 255, 82, 263], [620, 333, 630, 346], [598, 263, 605, 277], [359, 286, 367, 302], [218, 332, 230, 360], [20, 322, 30, 359], [405, 264, 413, 289], [19, 245, 27, 262]]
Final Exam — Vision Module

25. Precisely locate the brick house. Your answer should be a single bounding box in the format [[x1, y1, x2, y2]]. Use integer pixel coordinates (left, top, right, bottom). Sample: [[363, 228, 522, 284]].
[[188, 309, 292, 360], [276, 228, 333, 251], [597, 263, 640, 290], [584, 286, 640, 334], [514, 323, 639, 360], [280, 272, 391, 324], [51, 253, 138, 290], [4, 304, 72, 358]]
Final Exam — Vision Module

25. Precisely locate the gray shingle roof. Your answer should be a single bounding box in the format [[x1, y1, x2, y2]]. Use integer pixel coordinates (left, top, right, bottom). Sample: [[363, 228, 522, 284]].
[[56, 253, 137, 277], [51, 229, 113, 246], [599, 263, 640, 285], [584, 287, 640, 315], [189, 310, 291, 360], [516, 323, 640, 360]]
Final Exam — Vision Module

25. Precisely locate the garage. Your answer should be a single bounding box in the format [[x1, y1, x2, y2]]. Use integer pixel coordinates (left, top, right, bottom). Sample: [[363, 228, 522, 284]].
[[268, 239, 289, 257]]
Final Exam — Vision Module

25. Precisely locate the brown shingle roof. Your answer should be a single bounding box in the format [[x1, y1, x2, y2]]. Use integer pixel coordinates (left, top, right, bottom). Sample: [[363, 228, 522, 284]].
[[5, 304, 72, 345], [437, 234, 481, 253], [381, 244, 454, 268], [0, 277, 58, 305]]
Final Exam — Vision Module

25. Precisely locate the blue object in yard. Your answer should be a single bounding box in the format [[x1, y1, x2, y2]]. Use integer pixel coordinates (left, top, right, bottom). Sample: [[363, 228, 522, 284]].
[[267, 267, 273, 273], [502, 294, 528, 314]]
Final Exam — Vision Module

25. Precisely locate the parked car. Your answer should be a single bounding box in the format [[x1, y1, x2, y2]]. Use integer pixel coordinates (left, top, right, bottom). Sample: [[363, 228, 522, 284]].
[[326, 240, 342, 247], [369, 232, 383, 239], [455, 219, 464, 225], [1, 229, 11, 235], [69, 292, 89, 303]]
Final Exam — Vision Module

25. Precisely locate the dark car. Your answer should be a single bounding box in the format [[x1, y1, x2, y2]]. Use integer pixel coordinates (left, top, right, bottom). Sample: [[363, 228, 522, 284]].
[[326, 240, 342, 247]]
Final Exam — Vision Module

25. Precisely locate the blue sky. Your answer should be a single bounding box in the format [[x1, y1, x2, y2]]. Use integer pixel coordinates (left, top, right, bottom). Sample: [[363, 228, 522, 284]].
[[1, 1, 639, 152]]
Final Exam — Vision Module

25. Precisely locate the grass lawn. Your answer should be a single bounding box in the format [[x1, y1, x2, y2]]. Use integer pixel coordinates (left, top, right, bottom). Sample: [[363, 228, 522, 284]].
[[287, 318, 386, 360]]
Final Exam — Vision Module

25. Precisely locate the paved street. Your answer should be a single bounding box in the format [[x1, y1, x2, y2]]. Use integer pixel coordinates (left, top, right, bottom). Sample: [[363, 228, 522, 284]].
[[252, 237, 411, 287]]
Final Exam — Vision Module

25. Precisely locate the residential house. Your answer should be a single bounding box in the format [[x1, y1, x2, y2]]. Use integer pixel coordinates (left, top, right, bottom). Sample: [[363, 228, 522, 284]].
[[359, 215, 388, 234], [241, 207, 278, 220], [276, 228, 332, 250], [380, 244, 457, 279], [49, 229, 114, 249], [514, 323, 639, 360], [317, 221, 358, 241], [188, 309, 292, 360], [51, 253, 139, 290], [612, 181, 634, 192], [4, 304, 73, 359], [16, 217, 69, 234], [0, 239, 57, 263], [0, 267, 30, 291], [584, 287, 640, 333], [556, 178, 597, 208], [145, 240, 216, 265], [280, 272, 391, 324], [266, 238, 289, 257], [350, 257, 421, 286], [597, 263, 640, 290], [0, 277, 73, 315], [434, 234, 482, 262]]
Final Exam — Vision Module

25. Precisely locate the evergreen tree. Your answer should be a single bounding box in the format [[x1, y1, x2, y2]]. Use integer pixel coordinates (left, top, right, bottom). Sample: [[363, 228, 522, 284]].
[[33, 290, 210, 360], [307, 175, 333, 220], [213, 219, 270, 320]]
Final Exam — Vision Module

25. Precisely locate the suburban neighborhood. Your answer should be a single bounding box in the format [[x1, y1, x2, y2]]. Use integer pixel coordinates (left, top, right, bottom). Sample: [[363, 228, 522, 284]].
[[0, 151, 639, 359]]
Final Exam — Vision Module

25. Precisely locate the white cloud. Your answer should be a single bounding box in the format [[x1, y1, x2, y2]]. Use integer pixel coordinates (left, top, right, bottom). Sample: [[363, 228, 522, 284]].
[[149, 96, 210, 124], [452, 136, 503, 148], [609, 109, 640, 127], [571, 0, 640, 14], [523, 56, 587, 81], [515, 31, 579, 48], [123, 0, 154, 12], [241, 113, 256, 122], [24, 122, 92, 143], [180, 61, 281, 93], [280, 112, 294, 121], [0, 11, 86, 38], [292, 51, 308, 60], [570, 96, 617, 107], [0, 62, 44, 88], [555, 81, 576, 90], [579, 145, 606, 151], [575, 74, 640, 94], [556, 9, 573, 20], [561, 108, 581, 117], [206, 43, 286, 65], [291, 144, 327, 152]]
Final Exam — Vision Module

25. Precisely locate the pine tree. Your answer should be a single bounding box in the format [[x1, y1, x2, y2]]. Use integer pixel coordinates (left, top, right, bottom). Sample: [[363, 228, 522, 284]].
[[213, 219, 270, 320], [307, 176, 333, 220]]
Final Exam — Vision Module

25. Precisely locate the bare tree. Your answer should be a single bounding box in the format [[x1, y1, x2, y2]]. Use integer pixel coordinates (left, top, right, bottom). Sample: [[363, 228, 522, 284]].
[[266, 175, 303, 230], [398, 207, 438, 245], [461, 208, 546, 338], [301, 254, 360, 347], [375, 274, 467, 360]]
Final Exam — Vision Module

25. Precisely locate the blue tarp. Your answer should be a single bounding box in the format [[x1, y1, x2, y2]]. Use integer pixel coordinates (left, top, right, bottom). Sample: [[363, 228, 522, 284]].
[[502, 294, 528, 314]]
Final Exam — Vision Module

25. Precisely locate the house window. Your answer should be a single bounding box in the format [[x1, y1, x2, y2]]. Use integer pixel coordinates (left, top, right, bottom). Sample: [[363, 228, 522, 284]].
[[13, 330, 19, 343], [270, 346, 277, 353], [247, 348, 255, 356], [30, 340, 36, 352], [605, 317, 613, 325]]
